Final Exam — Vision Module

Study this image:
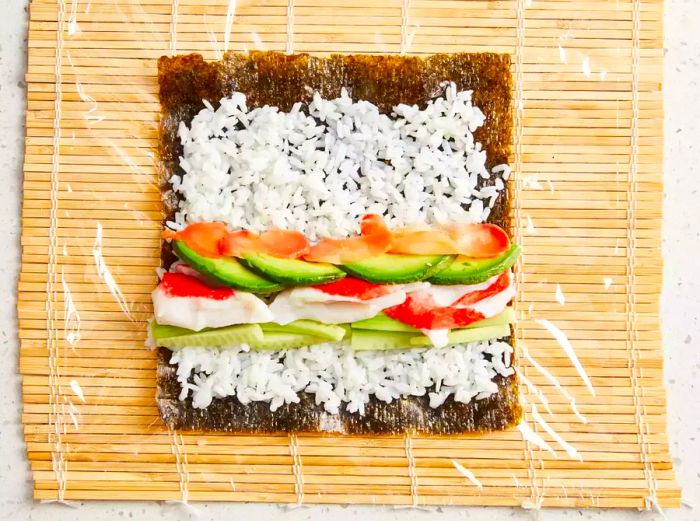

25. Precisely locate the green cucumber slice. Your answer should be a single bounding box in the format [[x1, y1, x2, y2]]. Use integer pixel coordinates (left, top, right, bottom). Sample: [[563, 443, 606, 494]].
[[260, 320, 347, 341], [352, 313, 420, 333], [350, 329, 416, 351], [247, 332, 331, 350], [409, 324, 511, 346], [152, 323, 264, 348], [463, 307, 515, 329], [352, 307, 515, 332], [349, 322, 512, 351]]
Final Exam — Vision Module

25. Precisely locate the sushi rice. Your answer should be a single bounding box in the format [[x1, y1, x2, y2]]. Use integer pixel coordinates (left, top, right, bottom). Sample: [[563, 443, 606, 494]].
[[167, 83, 514, 414], [172, 340, 515, 414]]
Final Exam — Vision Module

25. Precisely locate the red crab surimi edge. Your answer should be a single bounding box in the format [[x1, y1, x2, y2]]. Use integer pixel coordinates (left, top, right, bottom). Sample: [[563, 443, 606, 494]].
[[453, 271, 511, 306], [384, 272, 511, 330], [314, 277, 396, 300], [160, 272, 235, 300]]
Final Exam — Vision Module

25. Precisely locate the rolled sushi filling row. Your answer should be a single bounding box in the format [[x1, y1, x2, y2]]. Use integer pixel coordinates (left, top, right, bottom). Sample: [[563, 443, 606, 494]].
[[152, 86, 517, 414]]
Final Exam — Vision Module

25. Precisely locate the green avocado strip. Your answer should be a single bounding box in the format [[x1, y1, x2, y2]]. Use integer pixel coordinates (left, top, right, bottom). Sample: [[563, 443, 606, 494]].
[[340, 253, 455, 284], [172, 241, 283, 294], [240, 253, 345, 285], [427, 243, 521, 285]]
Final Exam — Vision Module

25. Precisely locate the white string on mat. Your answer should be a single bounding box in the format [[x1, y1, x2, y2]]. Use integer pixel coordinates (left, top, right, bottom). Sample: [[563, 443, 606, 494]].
[[223, 0, 237, 54], [286, 0, 294, 54], [169, 0, 179, 56], [404, 432, 419, 507], [166, 2, 186, 497], [170, 430, 190, 504], [512, 0, 540, 510], [46, 0, 68, 503], [626, 0, 658, 511], [289, 434, 305, 506], [400, 0, 410, 55]]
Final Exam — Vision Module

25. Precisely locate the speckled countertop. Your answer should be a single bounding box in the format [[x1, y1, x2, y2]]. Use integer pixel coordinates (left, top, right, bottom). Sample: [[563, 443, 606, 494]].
[[1, 1, 698, 519]]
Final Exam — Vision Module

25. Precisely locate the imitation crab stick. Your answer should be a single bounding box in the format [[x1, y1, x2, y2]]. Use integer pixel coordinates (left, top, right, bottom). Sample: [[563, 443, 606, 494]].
[[383, 271, 514, 330], [152, 272, 273, 331]]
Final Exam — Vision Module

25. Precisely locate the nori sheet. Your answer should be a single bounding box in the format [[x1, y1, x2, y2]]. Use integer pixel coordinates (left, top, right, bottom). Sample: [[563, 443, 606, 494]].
[[156, 51, 520, 434]]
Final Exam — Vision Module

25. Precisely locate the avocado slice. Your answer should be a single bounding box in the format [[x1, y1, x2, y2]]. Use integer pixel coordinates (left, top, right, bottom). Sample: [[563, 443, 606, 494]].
[[427, 244, 521, 285], [172, 241, 283, 294], [240, 253, 346, 285], [340, 254, 455, 284]]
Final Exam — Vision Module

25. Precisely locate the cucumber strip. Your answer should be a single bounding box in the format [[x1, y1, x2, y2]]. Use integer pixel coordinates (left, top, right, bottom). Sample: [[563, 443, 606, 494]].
[[153, 323, 264, 348], [260, 320, 346, 341], [352, 313, 420, 332], [351, 307, 515, 332], [409, 324, 511, 346], [350, 329, 416, 351], [461, 307, 515, 329], [151, 322, 195, 340], [349, 322, 512, 351], [246, 331, 331, 350]]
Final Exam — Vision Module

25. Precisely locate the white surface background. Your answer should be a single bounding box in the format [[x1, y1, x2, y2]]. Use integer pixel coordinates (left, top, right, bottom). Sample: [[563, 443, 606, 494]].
[[1, 0, 698, 519]]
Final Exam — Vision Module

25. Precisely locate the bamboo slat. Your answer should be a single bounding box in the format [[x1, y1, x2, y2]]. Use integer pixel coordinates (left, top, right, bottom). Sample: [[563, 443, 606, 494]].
[[18, 0, 678, 510]]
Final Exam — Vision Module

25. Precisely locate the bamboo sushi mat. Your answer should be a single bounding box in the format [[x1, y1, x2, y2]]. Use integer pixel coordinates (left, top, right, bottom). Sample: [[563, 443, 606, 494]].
[[19, 0, 680, 509]]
